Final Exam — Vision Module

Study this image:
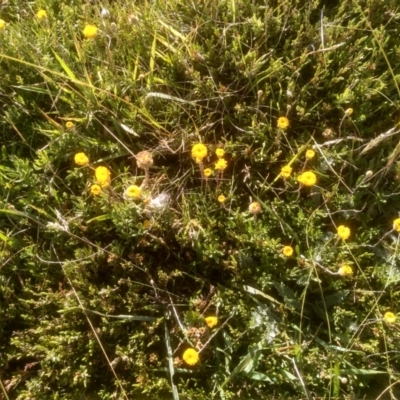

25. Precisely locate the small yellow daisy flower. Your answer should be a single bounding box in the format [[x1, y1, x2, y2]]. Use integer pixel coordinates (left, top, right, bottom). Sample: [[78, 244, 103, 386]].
[[277, 116, 289, 129], [249, 202, 261, 215], [345, 108, 353, 116], [74, 152, 89, 166], [204, 168, 212, 177], [0, 20, 6, 30], [393, 218, 400, 232], [95, 166, 111, 187], [125, 185, 141, 199], [282, 246, 294, 257], [143, 220, 152, 229], [383, 311, 397, 324], [205, 316, 218, 329], [215, 158, 227, 171], [83, 24, 98, 39], [36, 10, 47, 19], [298, 171, 317, 187], [337, 225, 351, 240], [338, 265, 353, 277], [215, 148, 225, 158], [191, 143, 207, 161], [90, 184, 102, 196], [182, 348, 199, 366], [305, 149, 315, 160], [217, 194, 226, 203], [65, 121, 74, 129], [281, 165, 292, 178]]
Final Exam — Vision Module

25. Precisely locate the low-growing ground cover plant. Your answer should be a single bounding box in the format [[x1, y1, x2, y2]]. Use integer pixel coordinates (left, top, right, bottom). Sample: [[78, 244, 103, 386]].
[[1, 0, 400, 399]]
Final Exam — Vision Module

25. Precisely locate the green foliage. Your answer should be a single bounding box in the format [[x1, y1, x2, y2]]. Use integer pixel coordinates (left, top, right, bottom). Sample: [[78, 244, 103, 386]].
[[1, 0, 400, 399]]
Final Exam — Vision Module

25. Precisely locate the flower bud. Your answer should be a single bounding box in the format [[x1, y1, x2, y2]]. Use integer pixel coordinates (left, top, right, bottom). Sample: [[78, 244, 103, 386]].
[[249, 202, 262, 215], [100, 8, 110, 18]]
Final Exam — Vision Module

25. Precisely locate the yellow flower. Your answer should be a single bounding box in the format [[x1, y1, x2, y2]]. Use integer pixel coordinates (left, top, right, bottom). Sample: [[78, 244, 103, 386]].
[[282, 246, 294, 257], [215, 148, 225, 158], [204, 168, 212, 177], [249, 202, 261, 215], [182, 348, 199, 366], [143, 220, 152, 229], [205, 316, 218, 329], [36, 10, 47, 19], [281, 165, 292, 178], [83, 24, 98, 39], [65, 121, 74, 129], [90, 184, 102, 196], [393, 218, 400, 232], [191, 143, 207, 161], [215, 158, 227, 171], [345, 108, 353, 116], [338, 265, 353, 277], [217, 194, 226, 203], [337, 225, 351, 240], [0, 20, 6, 30], [306, 149, 315, 160], [383, 311, 397, 324], [298, 171, 317, 187], [125, 185, 141, 199], [277, 116, 289, 129], [74, 152, 89, 166], [95, 166, 111, 187]]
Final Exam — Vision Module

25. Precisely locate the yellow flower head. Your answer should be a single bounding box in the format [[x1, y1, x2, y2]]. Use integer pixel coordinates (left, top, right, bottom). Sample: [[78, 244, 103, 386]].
[[95, 166, 111, 187], [345, 108, 353, 116], [66, 121, 74, 129], [74, 152, 89, 166], [215, 148, 225, 158], [83, 24, 98, 39], [282, 246, 294, 257], [143, 220, 152, 229], [204, 168, 212, 177], [191, 143, 207, 161], [217, 194, 226, 203], [249, 202, 261, 215], [393, 218, 400, 232], [90, 184, 102, 196], [337, 225, 351, 240], [215, 158, 227, 171], [0, 19, 6, 30], [37, 10, 47, 19], [306, 149, 315, 160], [277, 116, 289, 129], [383, 311, 397, 324], [136, 151, 153, 169], [205, 316, 218, 329], [281, 165, 292, 178], [298, 171, 317, 187], [182, 348, 199, 366], [125, 185, 141, 199], [338, 265, 353, 277]]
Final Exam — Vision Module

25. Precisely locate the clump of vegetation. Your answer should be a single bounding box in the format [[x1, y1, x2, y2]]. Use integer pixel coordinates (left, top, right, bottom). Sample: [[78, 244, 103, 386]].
[[1, 0, 400, 399]]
